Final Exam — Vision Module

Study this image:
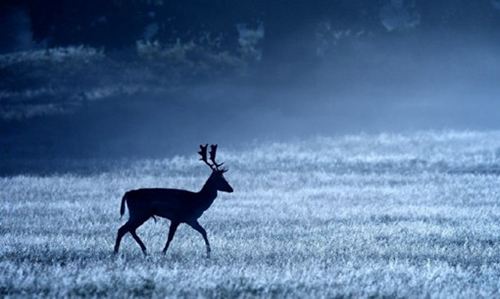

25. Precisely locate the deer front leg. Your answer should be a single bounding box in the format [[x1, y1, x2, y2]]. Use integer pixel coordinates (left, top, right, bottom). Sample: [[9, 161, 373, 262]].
[[163, 221, 179, 254], [188, 220, 211, 258]]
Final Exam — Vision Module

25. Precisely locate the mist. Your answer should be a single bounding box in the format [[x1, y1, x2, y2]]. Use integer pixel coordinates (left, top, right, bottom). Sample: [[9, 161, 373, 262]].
[[1, 0, 500, 170]]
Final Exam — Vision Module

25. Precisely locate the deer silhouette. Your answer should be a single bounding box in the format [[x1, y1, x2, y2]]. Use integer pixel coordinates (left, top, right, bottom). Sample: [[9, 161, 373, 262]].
[[113, 144, 233, 257]]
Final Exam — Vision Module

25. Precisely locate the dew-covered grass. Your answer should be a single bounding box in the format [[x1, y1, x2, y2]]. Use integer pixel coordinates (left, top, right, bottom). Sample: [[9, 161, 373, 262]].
[[2, 131, 500, 297]]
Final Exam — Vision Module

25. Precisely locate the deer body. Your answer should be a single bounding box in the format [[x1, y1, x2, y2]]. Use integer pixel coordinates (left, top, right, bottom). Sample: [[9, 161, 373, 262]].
[[123, 180, 222, 222], [113, 145, 233, 257]]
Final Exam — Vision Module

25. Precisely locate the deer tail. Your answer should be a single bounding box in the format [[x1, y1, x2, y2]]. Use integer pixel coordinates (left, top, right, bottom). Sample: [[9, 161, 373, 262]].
[[120, 193, 128, 218]]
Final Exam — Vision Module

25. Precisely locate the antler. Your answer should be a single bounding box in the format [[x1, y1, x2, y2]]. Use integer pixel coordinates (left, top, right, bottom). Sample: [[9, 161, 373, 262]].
[[199, 144, 225, 171], [209, 144, 224, 169], [198, 144, 215, 170]]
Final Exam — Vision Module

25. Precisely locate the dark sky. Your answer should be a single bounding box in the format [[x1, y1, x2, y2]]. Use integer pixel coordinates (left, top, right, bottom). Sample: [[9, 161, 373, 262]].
[[1, 0, 500, 171]]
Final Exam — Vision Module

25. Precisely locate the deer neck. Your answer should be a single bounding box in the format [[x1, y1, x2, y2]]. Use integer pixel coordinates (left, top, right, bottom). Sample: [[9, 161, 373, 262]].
[[198, 178, 218, 202]]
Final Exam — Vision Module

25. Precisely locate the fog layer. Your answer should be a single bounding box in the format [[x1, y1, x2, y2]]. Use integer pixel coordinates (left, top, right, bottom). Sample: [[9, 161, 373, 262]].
[[1, 1, 499, 164]]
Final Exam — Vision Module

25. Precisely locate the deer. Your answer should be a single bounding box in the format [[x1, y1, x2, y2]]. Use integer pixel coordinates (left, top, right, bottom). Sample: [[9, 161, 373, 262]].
[[113, 144, 233, 257]]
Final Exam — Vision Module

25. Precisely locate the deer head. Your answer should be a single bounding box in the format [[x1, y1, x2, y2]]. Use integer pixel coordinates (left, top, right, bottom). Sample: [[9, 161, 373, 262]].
[[198, 144, 233, 193]]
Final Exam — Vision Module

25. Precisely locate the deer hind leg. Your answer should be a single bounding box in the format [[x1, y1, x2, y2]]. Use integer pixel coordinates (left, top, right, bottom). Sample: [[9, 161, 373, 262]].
[[128, 217, 149, 255], [113, 217, 148, 255], [130, 230, 147, 255], [162, 221, 180, 254], [114, 222, 131, 253], [188, 220, 211, 258]]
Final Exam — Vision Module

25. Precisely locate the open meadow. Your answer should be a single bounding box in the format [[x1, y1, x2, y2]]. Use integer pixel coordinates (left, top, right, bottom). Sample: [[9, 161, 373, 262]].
[[2, 131, 500, 297]]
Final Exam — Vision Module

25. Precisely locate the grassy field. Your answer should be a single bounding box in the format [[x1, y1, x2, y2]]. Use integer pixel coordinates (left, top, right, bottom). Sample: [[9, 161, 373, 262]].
[[2, 131, 500, 298]]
